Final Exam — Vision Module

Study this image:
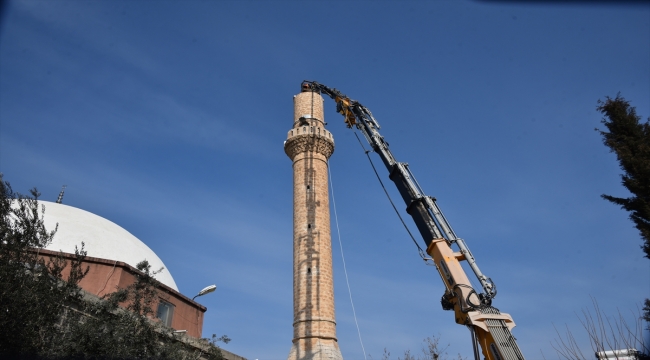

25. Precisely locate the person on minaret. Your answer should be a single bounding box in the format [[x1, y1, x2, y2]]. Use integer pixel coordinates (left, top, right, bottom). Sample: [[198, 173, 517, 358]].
[[284, 86, 344, 360]]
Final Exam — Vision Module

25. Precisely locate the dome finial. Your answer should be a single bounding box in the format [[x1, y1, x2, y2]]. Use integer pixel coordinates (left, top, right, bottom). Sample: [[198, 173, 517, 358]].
[[56, 185, 67, 204]]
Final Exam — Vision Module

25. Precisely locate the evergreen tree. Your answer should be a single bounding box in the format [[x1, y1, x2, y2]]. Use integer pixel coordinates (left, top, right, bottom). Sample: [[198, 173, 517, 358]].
[[596, 95, 650, 259], [597, 95, 650, 334]]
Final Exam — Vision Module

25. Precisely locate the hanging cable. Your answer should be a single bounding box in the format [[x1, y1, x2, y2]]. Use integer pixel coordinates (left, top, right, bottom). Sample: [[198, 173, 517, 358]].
[[328, 162, 367, 360], [353, 132, 429, 261]]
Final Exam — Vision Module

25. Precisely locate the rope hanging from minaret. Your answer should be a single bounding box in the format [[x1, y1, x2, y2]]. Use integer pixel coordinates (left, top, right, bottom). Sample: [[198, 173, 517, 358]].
[[328, 162, 367, 360]]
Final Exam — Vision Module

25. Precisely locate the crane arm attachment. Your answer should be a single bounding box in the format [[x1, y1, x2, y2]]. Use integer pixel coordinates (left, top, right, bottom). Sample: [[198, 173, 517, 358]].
[[301, 81, 525, 360]]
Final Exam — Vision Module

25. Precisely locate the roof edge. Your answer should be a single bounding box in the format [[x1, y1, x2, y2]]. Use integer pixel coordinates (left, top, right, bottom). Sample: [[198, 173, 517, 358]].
[[34, 248, 207, 312]]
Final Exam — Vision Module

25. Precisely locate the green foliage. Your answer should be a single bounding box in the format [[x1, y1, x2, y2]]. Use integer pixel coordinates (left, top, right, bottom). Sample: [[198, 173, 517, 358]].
[[55, 260, 225, 360], [596, 95, 650, 331], [596, 95, 650, 259], [0, 174, 226, 359], [0, 175, 89, 357]]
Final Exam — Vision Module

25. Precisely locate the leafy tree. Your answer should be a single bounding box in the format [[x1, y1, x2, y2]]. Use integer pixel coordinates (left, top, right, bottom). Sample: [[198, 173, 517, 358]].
[[55, 260, 226, 359], [596, 95, 650, 259], [0, 174, 89, 357], [57, 260, 167, 358]]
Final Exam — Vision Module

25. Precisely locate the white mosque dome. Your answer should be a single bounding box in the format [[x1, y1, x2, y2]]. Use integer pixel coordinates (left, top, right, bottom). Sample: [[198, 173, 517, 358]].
[[37, 200, 178, 291]]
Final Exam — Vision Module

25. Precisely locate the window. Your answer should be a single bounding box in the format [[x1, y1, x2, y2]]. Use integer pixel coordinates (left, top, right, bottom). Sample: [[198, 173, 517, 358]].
[[156, 300, 175, 327]]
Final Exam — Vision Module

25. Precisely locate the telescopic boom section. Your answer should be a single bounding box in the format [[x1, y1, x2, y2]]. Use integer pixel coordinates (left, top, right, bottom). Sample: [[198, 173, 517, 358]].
[[301, 80, 525, 360]]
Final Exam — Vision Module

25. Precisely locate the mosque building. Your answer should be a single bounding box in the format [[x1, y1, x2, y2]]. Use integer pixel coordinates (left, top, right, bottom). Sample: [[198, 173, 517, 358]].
[[36, 199, 205, 338], [31, 198, 247, 360]]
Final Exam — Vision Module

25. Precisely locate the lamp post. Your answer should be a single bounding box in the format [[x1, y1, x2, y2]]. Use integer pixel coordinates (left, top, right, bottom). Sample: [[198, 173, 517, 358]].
[[192, 284, 216, 301], [191, 284, 216, 338]]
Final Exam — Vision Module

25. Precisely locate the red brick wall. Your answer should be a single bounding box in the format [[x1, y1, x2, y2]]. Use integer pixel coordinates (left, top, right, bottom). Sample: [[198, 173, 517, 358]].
[[37, 249, 206, 338]]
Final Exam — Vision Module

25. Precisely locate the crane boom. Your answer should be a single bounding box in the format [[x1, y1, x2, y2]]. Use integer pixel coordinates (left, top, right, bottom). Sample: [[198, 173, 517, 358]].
[[301, 81, 526, 360]]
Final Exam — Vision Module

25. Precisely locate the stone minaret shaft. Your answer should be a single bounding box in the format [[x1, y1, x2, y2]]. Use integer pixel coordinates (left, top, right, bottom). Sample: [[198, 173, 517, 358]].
[[284, 90, 343, 360]]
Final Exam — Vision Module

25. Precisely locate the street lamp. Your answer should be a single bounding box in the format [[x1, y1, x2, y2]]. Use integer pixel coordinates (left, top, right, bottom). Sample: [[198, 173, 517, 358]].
[[192, 284, 216, 300]]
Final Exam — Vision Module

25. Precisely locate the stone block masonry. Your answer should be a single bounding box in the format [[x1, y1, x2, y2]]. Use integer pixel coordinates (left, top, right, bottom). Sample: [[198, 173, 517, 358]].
[[284, 90, 343, 360]]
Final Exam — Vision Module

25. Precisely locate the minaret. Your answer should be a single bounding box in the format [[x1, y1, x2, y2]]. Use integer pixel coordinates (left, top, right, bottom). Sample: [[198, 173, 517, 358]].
[[284, 88, 343, 360]]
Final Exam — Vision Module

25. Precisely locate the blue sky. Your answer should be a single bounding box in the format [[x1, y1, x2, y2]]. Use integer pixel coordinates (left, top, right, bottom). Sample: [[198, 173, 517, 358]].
[[1, 1, 649, 359]]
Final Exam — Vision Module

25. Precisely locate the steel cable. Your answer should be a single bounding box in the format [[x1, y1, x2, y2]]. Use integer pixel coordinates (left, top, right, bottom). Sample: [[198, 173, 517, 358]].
[[328, 162, 367, 360], [353, 132, 428, 260]]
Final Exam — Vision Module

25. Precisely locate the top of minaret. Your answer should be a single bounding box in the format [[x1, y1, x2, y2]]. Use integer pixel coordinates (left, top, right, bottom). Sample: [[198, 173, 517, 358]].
[[285, 90, 334, 162], [293, 90, 325, 128]]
